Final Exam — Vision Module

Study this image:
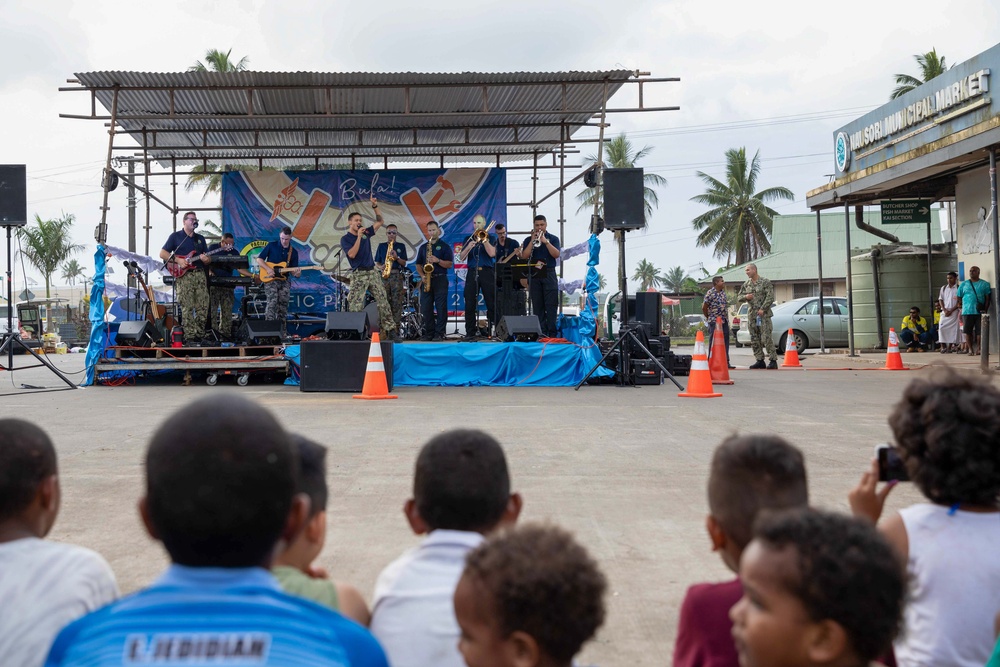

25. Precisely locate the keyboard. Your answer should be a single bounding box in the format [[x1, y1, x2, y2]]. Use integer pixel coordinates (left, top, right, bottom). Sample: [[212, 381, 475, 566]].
[[209, 276, 253, 287]]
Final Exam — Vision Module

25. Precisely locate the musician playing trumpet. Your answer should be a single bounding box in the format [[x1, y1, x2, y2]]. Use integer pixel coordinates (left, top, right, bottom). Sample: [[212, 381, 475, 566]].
[[159, 211, 211, 346], [414, 221, 454, 341], [256, 226, 301, 339], [374, 223, 409, 337], [458, 215, 497, 340], [518, 214, 561, 338]]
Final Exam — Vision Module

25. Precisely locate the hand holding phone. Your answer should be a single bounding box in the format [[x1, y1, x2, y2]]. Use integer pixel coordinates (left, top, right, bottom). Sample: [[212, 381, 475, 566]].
[[876, 444, 909, 482], [848, 451, 902, 524]]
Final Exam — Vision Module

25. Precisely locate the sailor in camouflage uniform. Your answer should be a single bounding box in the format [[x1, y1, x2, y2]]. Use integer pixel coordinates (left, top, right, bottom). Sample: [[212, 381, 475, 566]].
[[159, 211, 211, 345], [737, 263, 777, 369], [339, 197, 398, 340], [374, 224, 408, 339]]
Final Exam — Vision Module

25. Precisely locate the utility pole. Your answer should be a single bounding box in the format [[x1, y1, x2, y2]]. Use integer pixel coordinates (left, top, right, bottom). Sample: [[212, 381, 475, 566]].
[[127, 159, 137, 288]]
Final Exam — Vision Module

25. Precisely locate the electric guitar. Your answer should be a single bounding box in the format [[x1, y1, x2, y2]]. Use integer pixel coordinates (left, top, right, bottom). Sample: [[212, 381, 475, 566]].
[[166, 247, 228, 278], [256, 261, 324, 284]]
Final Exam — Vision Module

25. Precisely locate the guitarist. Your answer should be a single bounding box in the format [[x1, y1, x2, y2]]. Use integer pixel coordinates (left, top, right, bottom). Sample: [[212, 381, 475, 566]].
[[255, 226, 301, 339], [159, 211, 211, 346]]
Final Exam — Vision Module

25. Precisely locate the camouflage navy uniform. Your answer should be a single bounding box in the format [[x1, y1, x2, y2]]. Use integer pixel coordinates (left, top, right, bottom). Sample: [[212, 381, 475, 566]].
[[737, 275, 776, 364], [348, 270, 397, 339], [375, 239, 408, 339], [177, 272, 210, 341]]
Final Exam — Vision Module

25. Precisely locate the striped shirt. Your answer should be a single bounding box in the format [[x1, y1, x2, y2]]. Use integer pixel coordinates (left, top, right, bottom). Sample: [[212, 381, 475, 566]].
[[0, 538, 118, 667], [45, 565, 388, 667]]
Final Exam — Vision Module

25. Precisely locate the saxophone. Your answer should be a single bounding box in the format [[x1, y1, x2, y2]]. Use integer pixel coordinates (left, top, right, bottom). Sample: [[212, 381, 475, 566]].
[[382, 244, 395, 279], [421, 242, 434, 292]]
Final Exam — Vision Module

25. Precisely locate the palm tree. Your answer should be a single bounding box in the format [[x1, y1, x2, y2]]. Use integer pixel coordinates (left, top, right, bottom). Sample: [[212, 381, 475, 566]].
[[188, 48, 249, 73], [597, 273, 608, 291], [661, 266, 690, 295], [632, 259, 665, 292], [890, 48, 949, 99], [61, 258, 86, 306], [18, 213, 85, 329], [576, 133, 667, 217], [690, 147, 794, 267]]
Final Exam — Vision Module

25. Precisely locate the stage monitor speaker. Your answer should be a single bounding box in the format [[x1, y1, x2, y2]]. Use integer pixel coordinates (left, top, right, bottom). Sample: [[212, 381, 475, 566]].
[[634, 291, 663, 334], [0, 165, 27, 227], [363, 301, 381, 333], [299, 340, 393, 392], [603, 168, 645, 231], [239, 319, 283, 345], [325, 311, 369, 340], [497, 315, 542, 342], [116, 320, 157, 347]]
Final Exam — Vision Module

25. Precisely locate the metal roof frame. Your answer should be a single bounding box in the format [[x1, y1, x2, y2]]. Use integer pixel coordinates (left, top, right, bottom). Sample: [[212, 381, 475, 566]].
[[60, 69, 679, 254]]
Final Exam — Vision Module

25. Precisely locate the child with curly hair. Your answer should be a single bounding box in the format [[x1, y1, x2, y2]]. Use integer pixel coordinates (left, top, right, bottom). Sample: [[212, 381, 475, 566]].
[[730, 508, 905, 667], [454, 523, 606, 667], [849, 371, 1000, 667]]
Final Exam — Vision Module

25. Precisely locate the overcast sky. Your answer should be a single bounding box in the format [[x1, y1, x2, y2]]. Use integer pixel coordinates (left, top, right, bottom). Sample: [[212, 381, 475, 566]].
[[3, 0, 999, 290]]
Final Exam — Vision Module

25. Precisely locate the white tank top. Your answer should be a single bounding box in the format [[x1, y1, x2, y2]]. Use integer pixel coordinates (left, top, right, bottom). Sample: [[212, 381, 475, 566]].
[[894, 503, 1000, 667]]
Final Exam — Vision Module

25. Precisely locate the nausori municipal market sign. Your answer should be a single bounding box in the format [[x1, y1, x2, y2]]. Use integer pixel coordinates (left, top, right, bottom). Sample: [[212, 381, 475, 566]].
[[833, 43, 1000, 176]]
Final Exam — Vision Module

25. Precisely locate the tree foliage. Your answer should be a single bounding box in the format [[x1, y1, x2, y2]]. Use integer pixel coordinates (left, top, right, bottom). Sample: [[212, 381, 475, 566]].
[[188, 48, 249, 73], [632, 259, 666, 292], [690, 147, 794, 267], [891, 48, 949, 100], [18, 213, 85, 327]]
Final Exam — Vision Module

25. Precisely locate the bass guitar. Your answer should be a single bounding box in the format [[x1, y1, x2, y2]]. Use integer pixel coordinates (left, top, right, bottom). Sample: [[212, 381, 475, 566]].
[[256, 261, 324, 284], [166, 247, 227, 278]]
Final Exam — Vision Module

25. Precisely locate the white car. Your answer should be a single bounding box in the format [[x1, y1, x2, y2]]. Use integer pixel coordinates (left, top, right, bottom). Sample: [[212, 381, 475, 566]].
[[736, 296, 849, 352]]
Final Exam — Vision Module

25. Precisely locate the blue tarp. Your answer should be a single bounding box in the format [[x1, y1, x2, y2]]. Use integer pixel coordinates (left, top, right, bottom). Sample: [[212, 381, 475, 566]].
[[392, 342, 612, 387], [82, 246, 108, 386], [580, 234, 600, 340]]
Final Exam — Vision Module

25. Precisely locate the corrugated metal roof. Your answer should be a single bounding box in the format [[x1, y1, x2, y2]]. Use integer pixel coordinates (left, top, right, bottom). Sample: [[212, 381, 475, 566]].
[[713, 211, 945, 283], [67, 70, 637, 168]]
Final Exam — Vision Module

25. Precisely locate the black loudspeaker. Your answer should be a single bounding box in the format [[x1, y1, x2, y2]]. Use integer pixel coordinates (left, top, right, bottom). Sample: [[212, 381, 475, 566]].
[[603, 168, 645, 230], [0, 165, 27, 227], [497, 315, 542, 342], [239, 319, 283, 344], [117, 320, 157, 347], [325, 312, 369, 340], [299, 340, 393, 392], [363, 301, 381, 333], [634, 291, 663, 334]]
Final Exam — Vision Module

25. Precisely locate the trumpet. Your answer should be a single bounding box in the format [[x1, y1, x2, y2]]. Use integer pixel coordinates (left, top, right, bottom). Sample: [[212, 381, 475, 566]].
[[532, 230, 544, 248], [472, 220, 495, 244]]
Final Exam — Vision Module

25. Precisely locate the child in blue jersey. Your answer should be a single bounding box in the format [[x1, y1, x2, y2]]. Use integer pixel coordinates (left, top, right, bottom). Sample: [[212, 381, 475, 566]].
[[272, 434, 371, 625], [45, 395, 388, 667]]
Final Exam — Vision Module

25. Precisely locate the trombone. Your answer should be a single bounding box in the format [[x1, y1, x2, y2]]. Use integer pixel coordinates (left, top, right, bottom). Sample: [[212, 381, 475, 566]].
[[471, 220, 495, 244]]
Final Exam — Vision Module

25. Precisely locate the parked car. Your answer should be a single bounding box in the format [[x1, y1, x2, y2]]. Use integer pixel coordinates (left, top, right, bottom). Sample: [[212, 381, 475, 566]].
[[0, 305, 18, 335], [683, 314, 707, 331], [731, 303, 749, 347], [736, 296, 849, 352]]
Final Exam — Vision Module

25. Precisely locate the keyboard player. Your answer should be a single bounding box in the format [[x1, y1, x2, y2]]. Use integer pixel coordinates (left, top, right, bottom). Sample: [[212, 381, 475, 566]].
[[208, 233, 251, 339]]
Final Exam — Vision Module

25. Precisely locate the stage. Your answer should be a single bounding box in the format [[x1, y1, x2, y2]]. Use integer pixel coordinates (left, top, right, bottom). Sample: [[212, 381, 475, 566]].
[[289, 339, 614, 389]]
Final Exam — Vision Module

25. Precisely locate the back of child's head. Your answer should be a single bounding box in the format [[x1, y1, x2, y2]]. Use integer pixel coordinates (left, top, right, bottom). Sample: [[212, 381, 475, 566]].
[[708, 434, 808, 549], [291, 434, 328, 518], [414, 429, 510, 532], [889, 371, 1000, 506], [462, 523, 606, 663], [752, 508, 905, 664], [145, 395, 296, 568], [0, 419, 57, 524]]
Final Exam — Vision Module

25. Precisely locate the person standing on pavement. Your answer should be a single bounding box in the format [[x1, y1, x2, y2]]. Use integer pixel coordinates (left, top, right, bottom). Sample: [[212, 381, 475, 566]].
[[737, 263, 776, 369], [937, 272, 961, 352], [702, 275, 734, 369], [957, 265, 992, 356]]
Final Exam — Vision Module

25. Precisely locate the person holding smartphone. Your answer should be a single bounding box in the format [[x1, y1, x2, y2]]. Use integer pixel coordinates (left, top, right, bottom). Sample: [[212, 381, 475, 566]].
[[848, 372, 1000, 667]]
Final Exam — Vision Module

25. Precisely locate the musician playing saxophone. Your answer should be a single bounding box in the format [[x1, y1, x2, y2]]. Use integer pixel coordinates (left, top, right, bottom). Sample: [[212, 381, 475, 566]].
[[207, 232, 250, 340], [414, 221, 454, 341], [518, 214, 561, 338], [340, 196, 397, 341], [256, 226, 301, 339], [374, 223, 409, 336], [159, 211, 211, 345], [458, 215, 497, 340]]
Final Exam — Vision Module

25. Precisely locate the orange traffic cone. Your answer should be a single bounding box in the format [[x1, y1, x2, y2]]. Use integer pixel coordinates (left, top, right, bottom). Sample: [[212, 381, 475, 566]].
[[708, 316, 734, 385], [782, 329, 802, 368], [882, 328, 907, 371], [679, 330, 723, 399], [353, 333, 398, 399]]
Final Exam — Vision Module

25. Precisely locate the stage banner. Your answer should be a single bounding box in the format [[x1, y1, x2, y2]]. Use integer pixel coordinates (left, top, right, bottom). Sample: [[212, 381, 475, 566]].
[[222, 168, 507, 315]]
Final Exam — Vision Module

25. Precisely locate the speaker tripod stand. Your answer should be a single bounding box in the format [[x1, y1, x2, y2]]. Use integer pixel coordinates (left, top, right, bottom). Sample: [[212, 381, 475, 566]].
[[0, 223, 77, 392]]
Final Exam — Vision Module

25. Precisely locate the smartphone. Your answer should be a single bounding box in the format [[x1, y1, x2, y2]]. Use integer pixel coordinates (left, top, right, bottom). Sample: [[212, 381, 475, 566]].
[[875, 444, 909, 482]]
